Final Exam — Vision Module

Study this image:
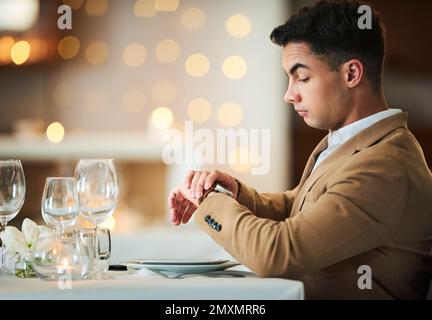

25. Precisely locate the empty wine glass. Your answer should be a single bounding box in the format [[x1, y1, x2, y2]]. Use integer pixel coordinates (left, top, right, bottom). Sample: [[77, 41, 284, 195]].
[[74, 159, 118, 279], [41, 177, 79, 237], [0, 160, 26, 275]]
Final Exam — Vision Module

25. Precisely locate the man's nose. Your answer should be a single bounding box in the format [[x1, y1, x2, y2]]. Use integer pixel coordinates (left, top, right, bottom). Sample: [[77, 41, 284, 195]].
[[283, 85, 300, 104]]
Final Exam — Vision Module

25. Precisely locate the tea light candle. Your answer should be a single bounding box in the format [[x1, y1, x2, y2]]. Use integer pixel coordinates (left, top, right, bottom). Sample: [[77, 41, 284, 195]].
[[57, 258, 73, 277]]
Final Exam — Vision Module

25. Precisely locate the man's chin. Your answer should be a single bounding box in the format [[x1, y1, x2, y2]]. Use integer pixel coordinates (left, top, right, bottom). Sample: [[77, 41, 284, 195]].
[[303, 118, 328, 130]]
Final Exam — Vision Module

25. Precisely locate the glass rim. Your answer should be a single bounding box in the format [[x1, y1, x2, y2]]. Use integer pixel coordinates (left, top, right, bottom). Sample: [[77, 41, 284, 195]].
[[0, 159, 22, 163], [77, 158, 114, 162], [45, 176, 75, 181], [77, 228, 111, 235]]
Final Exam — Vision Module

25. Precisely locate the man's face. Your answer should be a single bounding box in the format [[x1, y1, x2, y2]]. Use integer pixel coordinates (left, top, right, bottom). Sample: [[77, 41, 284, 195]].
[[282, 42, 350, 130]]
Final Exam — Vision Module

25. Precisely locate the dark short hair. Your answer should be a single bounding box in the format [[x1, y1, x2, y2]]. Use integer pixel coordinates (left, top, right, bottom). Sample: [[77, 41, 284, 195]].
[[270, 0, 385, 92]]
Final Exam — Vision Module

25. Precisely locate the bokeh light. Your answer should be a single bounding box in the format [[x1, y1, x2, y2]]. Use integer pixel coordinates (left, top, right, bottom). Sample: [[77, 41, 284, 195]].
[[217, 102, 243, 127], [46, 122, 65, 144], [155, 39, 181, 64], [187, 98, 212, 123], [226, 14, 251, 38], [85, 0, 109, 16], [222, 56, 247, 79], [10, 40, 30, 65], [185, 53, 210, 78], [123, 43, 147, 67], [151, 107, 174, 129], [85, 40, 109, 65], [155, 0, 179, 12], [63, 0, 84, 10], [134, 0, 156, 17], [181, 8, 206, 30], [0, 36, 14, 64], [58, 36, 80, 60]]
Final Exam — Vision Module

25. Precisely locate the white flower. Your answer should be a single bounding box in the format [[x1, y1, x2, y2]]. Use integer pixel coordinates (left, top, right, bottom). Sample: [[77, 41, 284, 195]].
[[1, 226, 26, 256], [22, 218, 40, 247], [0, 218, 51, 258]]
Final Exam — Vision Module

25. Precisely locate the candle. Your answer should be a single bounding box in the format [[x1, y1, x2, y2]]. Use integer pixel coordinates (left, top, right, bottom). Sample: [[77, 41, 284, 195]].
[[57, 258, 73, 277]]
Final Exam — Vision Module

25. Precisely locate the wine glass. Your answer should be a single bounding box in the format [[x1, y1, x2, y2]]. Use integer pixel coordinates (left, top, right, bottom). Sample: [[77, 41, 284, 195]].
[[41, 177, 79, 237], [0, 160, 26, 275], [74, 159, 118, 279]]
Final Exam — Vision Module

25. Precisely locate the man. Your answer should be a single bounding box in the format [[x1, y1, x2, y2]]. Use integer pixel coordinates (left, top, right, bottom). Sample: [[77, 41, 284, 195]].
[[168, 0, 432, 299]]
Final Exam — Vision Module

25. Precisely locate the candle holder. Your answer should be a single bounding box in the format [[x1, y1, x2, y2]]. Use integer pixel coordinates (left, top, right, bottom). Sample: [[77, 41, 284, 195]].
[[30, 232, 90, 281], [15, 254, 36, 278]]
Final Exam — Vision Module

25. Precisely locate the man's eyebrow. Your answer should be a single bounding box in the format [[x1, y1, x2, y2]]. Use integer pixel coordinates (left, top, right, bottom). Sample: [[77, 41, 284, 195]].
[[288, 63, 310, 76]]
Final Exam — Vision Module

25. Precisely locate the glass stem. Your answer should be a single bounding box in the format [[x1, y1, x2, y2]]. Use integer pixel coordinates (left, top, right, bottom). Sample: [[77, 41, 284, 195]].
[[0, 222, 7, 270], [57, 226, 65, 239], [94, 224, 99, 275]]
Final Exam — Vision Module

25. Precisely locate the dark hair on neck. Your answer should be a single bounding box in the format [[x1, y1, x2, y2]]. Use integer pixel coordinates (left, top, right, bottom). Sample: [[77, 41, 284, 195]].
[[270, 0, 385, 93]]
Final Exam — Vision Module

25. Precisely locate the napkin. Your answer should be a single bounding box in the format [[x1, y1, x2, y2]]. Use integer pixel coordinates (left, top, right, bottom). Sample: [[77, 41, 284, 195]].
[[131, 266, 254, 279]]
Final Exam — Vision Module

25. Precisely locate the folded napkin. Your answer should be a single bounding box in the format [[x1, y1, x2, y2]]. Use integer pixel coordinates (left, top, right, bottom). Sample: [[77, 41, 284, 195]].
[[131, 267, 255, 279]]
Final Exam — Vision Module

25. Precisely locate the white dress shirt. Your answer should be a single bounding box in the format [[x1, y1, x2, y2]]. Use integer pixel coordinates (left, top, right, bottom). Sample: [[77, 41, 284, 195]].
[[311, 108, 402, 172]]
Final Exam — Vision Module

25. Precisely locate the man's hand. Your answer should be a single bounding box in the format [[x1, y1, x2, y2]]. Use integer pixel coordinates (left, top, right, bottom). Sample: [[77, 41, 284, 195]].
[[168, 170, 239, 226], [168, 185, 199, 226], [184, 170, 239, 200]]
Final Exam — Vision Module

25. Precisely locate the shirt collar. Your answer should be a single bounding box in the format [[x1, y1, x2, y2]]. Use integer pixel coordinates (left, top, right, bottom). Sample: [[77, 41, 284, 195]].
[[327, 108, 403, 149]]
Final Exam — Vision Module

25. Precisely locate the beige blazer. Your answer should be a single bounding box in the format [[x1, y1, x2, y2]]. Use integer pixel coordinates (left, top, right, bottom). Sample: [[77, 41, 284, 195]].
[[194, 113, 432, 299]]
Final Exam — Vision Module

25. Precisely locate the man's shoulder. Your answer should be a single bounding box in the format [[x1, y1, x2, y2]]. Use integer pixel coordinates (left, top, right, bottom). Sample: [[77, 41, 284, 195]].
[[364, 126, 425, 164], [335, 126, 428, 178]]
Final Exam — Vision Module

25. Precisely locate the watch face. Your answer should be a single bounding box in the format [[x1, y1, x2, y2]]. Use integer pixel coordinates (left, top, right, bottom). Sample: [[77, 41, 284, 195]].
[[214, 183, 234, 197]]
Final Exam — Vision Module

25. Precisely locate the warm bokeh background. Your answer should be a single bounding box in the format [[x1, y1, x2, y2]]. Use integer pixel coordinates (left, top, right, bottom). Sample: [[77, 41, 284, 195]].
[[0, 0, 430, 233]]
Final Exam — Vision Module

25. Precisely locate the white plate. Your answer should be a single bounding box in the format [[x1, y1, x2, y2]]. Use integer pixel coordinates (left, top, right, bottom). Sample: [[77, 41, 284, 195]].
[[123, 260, 240, 274], [125, 259, 229, 265]]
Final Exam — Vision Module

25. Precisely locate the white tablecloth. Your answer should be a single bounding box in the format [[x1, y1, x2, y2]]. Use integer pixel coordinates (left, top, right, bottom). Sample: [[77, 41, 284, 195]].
[[0, 225, 304, 300], [0, 271, 304, 300]]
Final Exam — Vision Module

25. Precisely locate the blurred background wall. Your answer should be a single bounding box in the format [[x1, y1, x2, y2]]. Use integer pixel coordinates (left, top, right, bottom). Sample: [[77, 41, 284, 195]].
[[0, 0, 291, 232], [0, 0, 430, 233]]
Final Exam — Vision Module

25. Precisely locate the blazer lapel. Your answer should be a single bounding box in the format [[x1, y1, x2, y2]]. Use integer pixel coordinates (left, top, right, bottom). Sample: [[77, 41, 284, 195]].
[[297, 135, 329, 190]]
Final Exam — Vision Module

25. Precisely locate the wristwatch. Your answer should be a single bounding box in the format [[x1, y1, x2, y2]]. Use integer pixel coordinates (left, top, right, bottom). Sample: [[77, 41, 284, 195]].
[[198, 183, 234, 205]]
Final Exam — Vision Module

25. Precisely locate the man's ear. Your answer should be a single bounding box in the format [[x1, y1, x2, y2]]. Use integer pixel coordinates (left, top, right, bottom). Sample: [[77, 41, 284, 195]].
[[342, 59, 363, 88]]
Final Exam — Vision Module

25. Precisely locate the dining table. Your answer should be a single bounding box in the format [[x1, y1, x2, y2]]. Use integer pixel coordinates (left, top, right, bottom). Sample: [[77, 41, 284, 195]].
[[0, 224, 304, 300]]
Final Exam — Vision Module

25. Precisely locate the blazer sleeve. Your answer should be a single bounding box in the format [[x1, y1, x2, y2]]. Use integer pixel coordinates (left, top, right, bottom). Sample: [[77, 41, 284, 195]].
[[235, 180, 298, 221], [194, 158, 407, 279]]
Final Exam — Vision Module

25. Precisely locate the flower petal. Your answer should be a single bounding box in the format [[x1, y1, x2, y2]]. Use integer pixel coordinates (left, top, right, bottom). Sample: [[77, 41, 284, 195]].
[[0, 226, 26, 256], [22, 218, 40, 244]]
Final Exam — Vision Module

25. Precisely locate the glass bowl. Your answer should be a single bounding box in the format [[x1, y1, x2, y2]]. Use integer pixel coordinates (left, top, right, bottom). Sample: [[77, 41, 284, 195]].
[[31, 233, 90, 281]]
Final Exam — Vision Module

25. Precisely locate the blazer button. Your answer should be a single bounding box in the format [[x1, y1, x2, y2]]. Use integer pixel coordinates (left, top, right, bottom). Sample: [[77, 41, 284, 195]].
[[216, 224, 222, 232], [204, 215, 211, 223], [209, 218, 214, 226]]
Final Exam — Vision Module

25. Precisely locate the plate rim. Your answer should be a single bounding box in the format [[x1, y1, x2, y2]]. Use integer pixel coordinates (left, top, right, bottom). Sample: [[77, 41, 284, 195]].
[[123, 258, 231, 266]]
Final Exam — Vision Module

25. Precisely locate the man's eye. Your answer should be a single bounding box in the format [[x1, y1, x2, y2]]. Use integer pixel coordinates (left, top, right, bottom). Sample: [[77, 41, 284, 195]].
[[299, 77, 310, 82]]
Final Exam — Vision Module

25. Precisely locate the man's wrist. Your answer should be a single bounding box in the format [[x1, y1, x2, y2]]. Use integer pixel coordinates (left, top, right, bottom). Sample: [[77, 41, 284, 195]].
[[198, 183, 234, 204]]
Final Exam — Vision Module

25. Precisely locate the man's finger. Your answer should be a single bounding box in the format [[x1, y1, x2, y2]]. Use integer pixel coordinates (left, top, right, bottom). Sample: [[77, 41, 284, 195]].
[[184, 170, 196, 188], [205, 170, 220, 189], [190, 171, 201, 198], [195, 171, 209, 199], [168, 187, 179, 209]]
